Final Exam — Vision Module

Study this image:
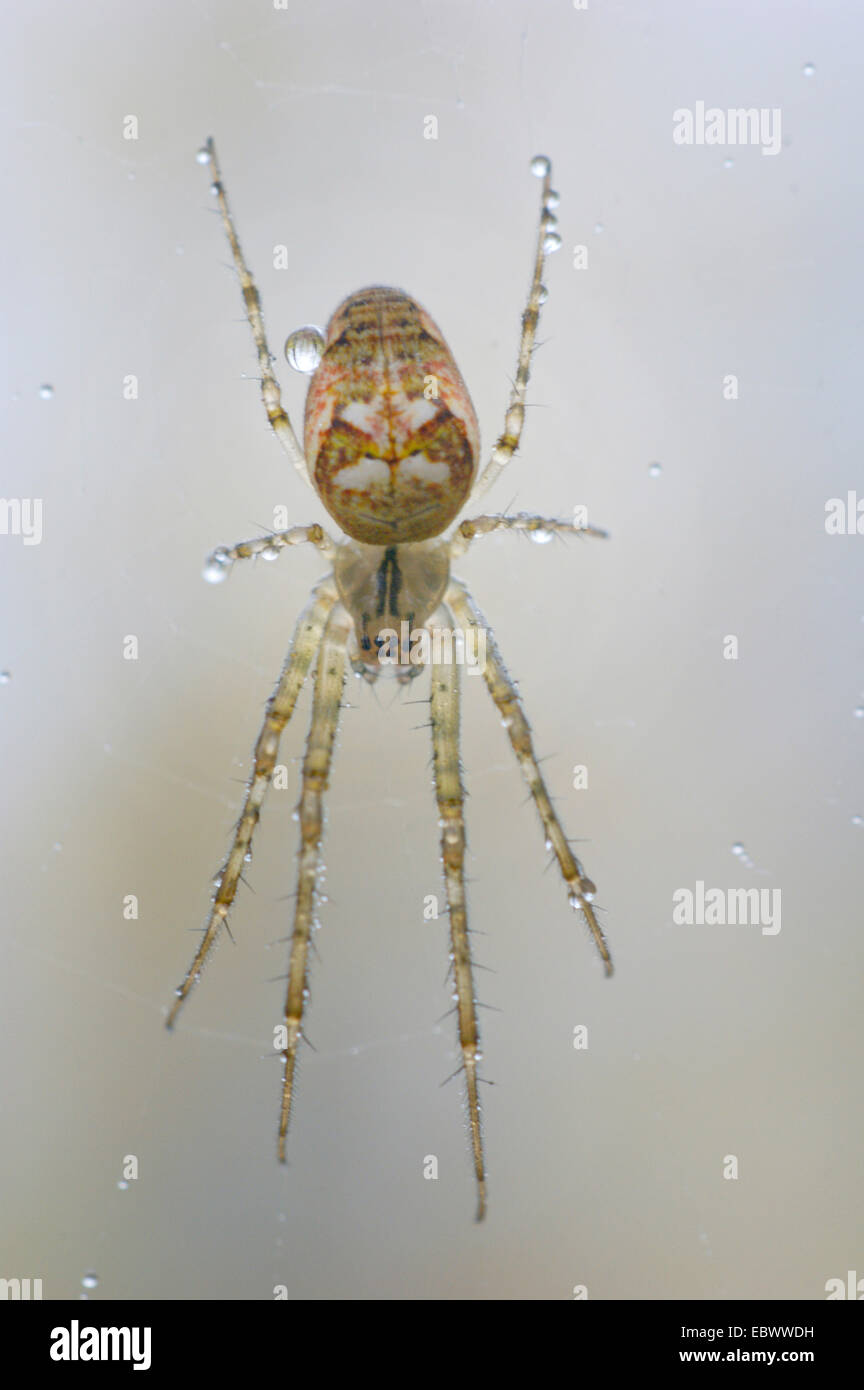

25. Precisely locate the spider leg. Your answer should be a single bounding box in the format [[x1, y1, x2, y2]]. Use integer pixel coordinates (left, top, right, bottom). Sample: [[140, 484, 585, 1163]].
[[470, 156, 558, 504], [429, 607, 487, 1221], [278, 603, 351, 1161], [450, 512, 607, 558], [202, 136, 312, 489], [446, 579, 613, 977], [204, 523, 336, 581], [166, 581, 338, 1029]]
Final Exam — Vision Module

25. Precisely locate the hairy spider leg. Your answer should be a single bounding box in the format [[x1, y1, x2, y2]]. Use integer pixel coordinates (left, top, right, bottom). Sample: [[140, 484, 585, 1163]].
[[450, 512, 608, 557], [470, 155, 559, 503], [446, 579, 613, 976], [202, 136, 311, 489], [278, 602, 351, 1159], [166, 581, 338, 1029], [429, 605, 486, 1220]]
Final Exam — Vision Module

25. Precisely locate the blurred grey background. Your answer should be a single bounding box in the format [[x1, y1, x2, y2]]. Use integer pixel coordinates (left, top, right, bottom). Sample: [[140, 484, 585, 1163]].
[[2, 0, 861, 1300]]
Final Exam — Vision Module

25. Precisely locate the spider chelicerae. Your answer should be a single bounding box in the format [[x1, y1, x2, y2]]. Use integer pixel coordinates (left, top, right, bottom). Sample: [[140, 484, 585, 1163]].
[[167, 138, 613, 1220]]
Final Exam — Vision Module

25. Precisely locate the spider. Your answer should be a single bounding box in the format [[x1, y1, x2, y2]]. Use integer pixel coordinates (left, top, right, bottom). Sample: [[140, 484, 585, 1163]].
[[167, 137, 613, 1221]]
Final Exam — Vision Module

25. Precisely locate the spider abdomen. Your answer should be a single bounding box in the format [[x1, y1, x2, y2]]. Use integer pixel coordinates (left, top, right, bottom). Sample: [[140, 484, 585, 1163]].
[[305, 286, 480, 545]]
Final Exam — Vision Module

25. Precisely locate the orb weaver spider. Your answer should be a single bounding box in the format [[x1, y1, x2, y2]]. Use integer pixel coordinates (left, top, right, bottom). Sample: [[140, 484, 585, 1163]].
[[167, 138, 613, 1220]]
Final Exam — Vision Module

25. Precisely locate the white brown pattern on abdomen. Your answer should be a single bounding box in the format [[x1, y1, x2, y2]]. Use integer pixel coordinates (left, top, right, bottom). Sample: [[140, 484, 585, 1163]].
[[305, 286, 480, 544]]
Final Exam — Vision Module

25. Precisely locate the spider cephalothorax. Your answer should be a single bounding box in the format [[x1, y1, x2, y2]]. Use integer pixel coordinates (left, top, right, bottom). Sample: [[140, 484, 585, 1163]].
[[168, 139, 613, 1220], [332, 536, 451, 675]]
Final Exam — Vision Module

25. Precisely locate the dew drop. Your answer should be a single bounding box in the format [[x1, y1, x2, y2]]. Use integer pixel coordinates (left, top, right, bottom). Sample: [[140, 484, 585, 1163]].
[[117, 1180, 129, 1191], [648, 461, 662, 477], [261, 543, 280, 562], [537, 284, 549, 305], [0, 671, 10, 685], [852, 815, 863, 827], [542, 211, 558, 231], [196, 145, 212, 165], [529, 526, 553, 544], [731, 842, 745, 856], [723, 158, 734, 169], [39, 383, 54, 399], [543, 230, 562, 253], [545, 189, 560, 210], [209, 182, 220, 197], [203, 547, 233, 583], [284, 326, 325, 374], [803, 62, 815, 77], [593, 222, 604, 235], [855, 706, 864, 720], [81, 1272, 99, 1290], [530, 154, 550, 178]]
